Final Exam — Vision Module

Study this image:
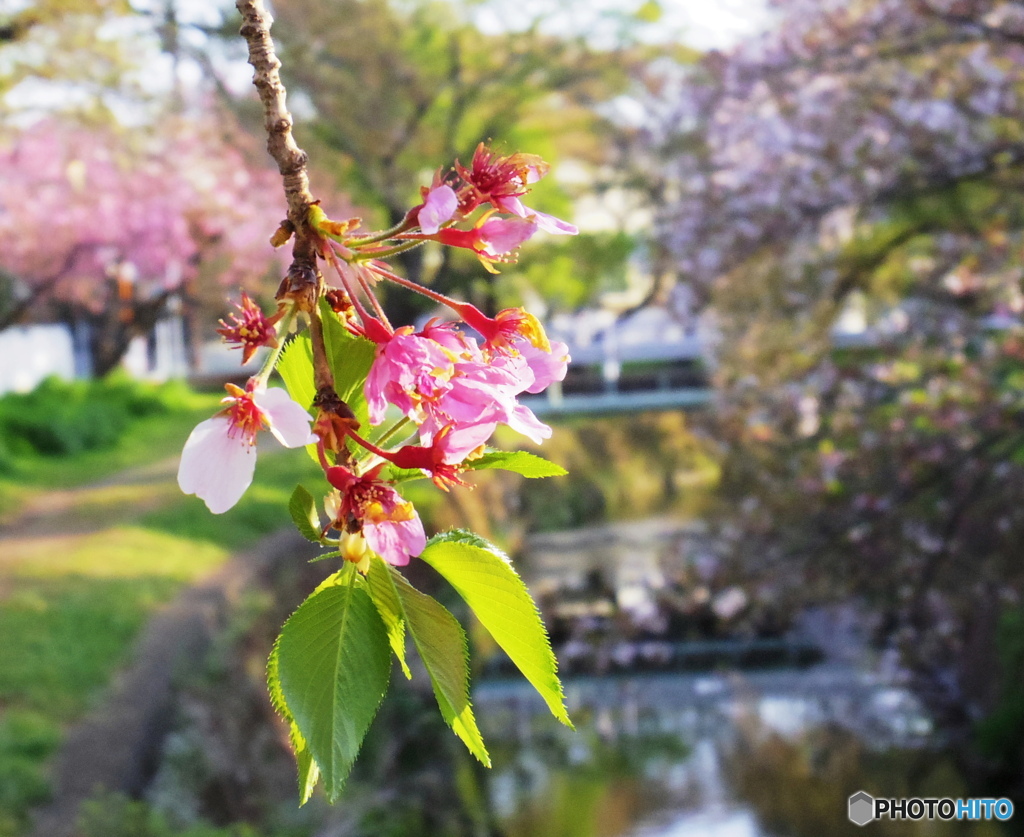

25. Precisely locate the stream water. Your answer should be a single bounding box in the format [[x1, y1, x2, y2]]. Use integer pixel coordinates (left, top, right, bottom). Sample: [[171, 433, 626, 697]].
[[474, 667, 934, 837], [465, 520, 996, 837]]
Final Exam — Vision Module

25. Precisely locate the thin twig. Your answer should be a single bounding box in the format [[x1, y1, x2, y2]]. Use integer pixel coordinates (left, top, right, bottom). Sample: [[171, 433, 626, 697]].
[[235, 0, 314, 233], [237, 0, 333, 399]]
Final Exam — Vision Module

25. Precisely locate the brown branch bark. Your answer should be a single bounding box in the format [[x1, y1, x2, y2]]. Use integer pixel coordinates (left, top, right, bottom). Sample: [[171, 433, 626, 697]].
[[236, 0, 314, 230], [235, 0, 321, 307], [0, 271, 56, 331], [236, 0, 337, 405]]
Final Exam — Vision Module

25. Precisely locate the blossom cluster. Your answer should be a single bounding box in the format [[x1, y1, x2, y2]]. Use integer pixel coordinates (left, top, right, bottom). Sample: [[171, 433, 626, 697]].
[[178, 143, 573, 568]]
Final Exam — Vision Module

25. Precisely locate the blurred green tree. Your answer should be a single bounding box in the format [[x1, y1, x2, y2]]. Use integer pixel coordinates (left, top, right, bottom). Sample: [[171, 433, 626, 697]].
[[0, 0, 148, 122], [263, 0, 660, 319]]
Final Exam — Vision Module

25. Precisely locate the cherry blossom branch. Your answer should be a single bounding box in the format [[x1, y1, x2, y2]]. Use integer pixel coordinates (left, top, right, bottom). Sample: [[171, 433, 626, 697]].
[[237, 0, 335, 400], [235, 0, 314, 240], [174, 65, 576, 787]]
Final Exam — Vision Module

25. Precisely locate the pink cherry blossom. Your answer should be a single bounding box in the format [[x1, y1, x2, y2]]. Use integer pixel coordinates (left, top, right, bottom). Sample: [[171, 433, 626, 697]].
[[416, 184, 459, 234], [519, 339, 571, 394], [454, 304, 552, 355], [422, 342, 554, 446], [418, 318, 479, 356], [495, 194, 578, 235], [365, 329, 458, 424], [325, 466, 426, 566], [217, 293, 283, 364], [471, 216, 539, 255], [429, 421, 495, 465], [178, 384, 316, 514], [415, 351, 525, 439], [432, 216, 539, 271], [447, 142, 577, 234], [379, 423, 489, 489], [365, 325, 525, 429], [364, 318, 557, 450], [454, 143, 546, 213]]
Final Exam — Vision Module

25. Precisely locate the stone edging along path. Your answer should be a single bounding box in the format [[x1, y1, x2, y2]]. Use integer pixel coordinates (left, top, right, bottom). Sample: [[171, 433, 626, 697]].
[[30, 528, 317, 837]]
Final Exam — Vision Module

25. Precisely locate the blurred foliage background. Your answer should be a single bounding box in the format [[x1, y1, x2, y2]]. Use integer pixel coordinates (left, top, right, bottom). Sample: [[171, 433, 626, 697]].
[[7, 0, 1024, 836]]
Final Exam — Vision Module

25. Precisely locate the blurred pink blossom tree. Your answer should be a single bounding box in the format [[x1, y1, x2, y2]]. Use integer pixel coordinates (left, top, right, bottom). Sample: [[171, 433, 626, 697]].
[[0, 115, 297, 375], [651, 0, 1024, 792]]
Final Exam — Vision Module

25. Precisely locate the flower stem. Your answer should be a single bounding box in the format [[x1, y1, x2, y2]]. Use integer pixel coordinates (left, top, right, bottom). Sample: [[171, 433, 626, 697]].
[[367, 262, 463, 314], [373, 417, 413, 449], [346, 217, 413, 246], [324, 245, 374, 325], [356, 268, 392, 330], [353, 240, 426, 261], [352, 418, 416, 471], [252, 303, 299, 387]]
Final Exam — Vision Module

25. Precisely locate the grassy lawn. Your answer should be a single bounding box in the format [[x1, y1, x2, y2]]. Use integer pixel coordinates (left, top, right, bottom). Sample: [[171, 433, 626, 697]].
[[0, 382, 220, 518], [0, 379, 323, 837]]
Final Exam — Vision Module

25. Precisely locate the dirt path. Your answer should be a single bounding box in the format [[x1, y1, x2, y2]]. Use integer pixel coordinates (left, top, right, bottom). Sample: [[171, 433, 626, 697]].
[[0, 455, 182, 542], [29, 528, 313, 837], [0, 451, 315, 836], [0, 454, 317, 837]]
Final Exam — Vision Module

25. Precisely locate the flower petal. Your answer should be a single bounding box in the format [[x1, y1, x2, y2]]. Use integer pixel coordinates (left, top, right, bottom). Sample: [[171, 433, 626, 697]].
[[479, 216, 537, 255], [364, 515, 426, 566], [521, 339, 570, 393], [530, 209, 578, 236], [496, 195, 577, 235], [506, 403, 553, 444], [418, 184, 458, 234], [177, 416, 258, 514], [253, 387, 317, 448], [435, 421, 497, 463], [495, 195, 528, 216]]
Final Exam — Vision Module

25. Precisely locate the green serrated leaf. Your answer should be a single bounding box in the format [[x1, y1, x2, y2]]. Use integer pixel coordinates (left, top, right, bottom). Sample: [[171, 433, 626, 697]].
[[385, 562, 491, 766], [289, 485, 323, 543], [318, 297, 378, 428], [309, 549, 343, 563], [276, 333, 316, 410], [430, 529, 513, 561], [276, 567, 392, 802], [365, 556, 412, 679], [467, 450, 568, 478], [275, 334, 320, 464], [312, 570, 346, 593], [293, 728, 321, 804], [268, 639, 320, 804], [420, 535, 571, 728]]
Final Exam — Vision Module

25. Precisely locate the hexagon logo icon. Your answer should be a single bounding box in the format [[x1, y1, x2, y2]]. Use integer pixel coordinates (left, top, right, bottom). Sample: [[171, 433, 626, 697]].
[[849, 790, 875, 826]]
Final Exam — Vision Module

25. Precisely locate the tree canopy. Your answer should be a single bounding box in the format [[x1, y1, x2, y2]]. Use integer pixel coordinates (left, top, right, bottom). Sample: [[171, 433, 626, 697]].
[[263, 0, 661, 317], [655, 0, 1024, 790]]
